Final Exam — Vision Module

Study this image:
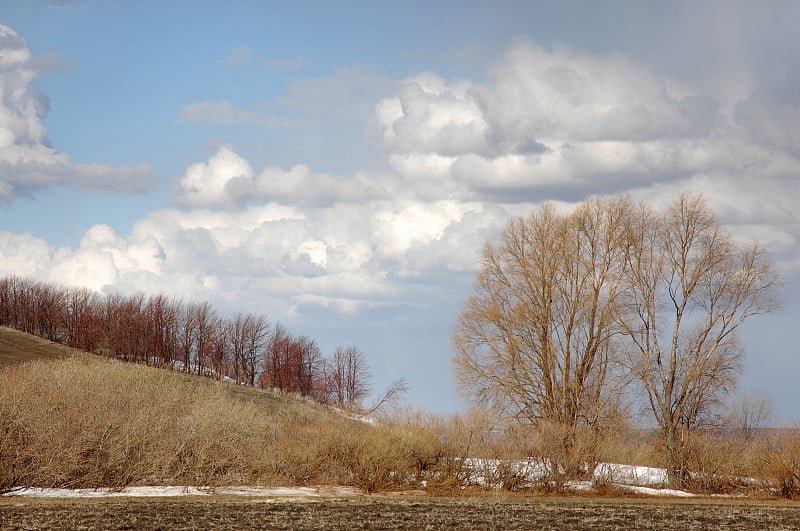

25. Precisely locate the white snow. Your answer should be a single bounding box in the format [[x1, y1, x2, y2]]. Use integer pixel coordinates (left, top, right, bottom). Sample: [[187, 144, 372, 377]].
[[613, 485, 696, 497], [452, 458, 697, 497], [593, 463, 669, 486], [3, 486, 360, 498], [458, 457, 554, 487], [168, 360, 237, 384], [2, 461, 700, 499]]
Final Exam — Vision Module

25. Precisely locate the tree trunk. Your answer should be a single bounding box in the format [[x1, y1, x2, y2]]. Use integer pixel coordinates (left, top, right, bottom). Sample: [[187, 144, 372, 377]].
[[664, 420, 686, 489]]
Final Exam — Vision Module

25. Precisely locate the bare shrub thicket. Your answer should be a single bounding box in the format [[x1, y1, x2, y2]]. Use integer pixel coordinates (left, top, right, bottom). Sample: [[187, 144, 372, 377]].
[[675, 430, 760, 494], [760, 427, 800, 499], [0, 355, 431, 493]]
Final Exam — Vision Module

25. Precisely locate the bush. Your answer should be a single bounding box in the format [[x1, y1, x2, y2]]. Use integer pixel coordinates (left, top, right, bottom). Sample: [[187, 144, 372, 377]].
[[678, 430, 760, 494], [760, 427, 800, 499]]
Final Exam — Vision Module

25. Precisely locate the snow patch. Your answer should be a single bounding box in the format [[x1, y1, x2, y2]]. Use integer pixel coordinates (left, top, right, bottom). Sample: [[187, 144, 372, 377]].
[[3, 486, 360, 498], [593, 463, 669, 486], [613, 484, 696, 497]]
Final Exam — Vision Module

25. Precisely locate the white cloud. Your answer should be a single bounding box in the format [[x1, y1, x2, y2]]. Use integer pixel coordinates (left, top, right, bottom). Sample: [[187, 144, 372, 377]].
[[0, 24, 156, 203], [174, 146, 254, 207], [174, 146, 394, 208], [374, 73, 489, 157], [2, 31, 798, 321], [366, 38, 799, 272], [480, 41, 719, 144]]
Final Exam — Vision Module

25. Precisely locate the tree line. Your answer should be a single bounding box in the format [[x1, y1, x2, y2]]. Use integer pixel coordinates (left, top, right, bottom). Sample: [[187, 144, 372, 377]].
[[0, 275, 381, 409]]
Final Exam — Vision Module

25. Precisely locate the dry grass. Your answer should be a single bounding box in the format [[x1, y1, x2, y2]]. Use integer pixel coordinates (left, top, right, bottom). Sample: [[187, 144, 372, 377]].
[[0, 326, 78, 367], [0, 354, 435, 494]]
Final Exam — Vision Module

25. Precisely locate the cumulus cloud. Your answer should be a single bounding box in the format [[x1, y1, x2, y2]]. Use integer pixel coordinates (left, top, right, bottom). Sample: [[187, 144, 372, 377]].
[[174, 146, 394, 208], [374, 73, 490, 157], [371, 39, 734, 200], [367, 38, 799, 271], [3, 32, 798, 321], [2, 163, 508, 317], [0, 24, 156, 203], [479, 41, 719, 144], [174, 146, 254, 207]]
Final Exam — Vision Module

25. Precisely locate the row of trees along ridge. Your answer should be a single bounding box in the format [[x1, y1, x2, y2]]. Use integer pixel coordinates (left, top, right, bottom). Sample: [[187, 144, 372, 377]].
[[0, 275, 400, 410]]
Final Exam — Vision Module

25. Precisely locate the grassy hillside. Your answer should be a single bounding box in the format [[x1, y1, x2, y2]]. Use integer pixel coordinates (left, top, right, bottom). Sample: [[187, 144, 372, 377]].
[[0, 326, 80, 367], [0, 325, 311, 412], [0, 329, 440, 493]]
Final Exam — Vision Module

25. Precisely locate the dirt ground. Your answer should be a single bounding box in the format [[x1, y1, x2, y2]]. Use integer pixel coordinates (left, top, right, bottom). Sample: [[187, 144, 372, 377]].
[[2, 495, 800, 530]]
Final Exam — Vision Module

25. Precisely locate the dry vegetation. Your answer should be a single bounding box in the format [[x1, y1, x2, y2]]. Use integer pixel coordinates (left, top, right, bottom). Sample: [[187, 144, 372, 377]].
[[2, 326, 800, 501], [0, 325, 78, 366], [0, 347, 437, 494]]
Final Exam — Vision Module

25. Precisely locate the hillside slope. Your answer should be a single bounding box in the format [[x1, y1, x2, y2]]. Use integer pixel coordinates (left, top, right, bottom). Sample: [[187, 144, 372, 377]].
[[0, 326, 80, 367], [0, 329, 437, 493]]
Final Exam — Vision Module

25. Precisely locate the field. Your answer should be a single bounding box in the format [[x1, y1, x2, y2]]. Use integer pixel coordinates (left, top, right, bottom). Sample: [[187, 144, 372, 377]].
[[2, 495, 800, 530]]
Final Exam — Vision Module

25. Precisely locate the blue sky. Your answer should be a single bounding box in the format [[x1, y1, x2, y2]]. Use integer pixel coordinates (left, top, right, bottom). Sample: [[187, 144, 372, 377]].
[[1, 1, 799, 420]]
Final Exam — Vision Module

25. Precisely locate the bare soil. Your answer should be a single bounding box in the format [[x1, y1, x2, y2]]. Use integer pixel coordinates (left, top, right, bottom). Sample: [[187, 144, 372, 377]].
[[2, 495, 800, 530]]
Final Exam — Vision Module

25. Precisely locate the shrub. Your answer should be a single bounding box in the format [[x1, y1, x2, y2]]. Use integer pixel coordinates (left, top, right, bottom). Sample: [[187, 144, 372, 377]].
[[760, 427, 800, 499]]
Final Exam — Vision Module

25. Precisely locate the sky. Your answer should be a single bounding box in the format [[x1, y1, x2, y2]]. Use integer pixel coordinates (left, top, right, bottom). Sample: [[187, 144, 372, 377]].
[[0, 1, 798, 420]]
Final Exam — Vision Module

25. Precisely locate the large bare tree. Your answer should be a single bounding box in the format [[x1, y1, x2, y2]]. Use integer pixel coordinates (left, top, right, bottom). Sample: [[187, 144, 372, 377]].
[[619, 193, 780, 487], [452, 196, 632, 433]]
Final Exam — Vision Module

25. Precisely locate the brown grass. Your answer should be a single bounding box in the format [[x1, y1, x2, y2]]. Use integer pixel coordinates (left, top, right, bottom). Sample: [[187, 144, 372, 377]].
[[0, 353, 436, 493], [0, 326, 78, 367]]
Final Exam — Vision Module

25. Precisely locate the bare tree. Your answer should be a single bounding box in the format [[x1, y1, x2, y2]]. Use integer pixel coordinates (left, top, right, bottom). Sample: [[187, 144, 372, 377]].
[[364, 378, 409, 416], [191, 301, 218, 375], [452, 197, 631, 428], [144, 294, 180, 367], [97, 292, 147, 362], [328, 345, 372, 409], [225, 313, 244, 383], [619, 193, 780, 487], [242, 313, 269, 386], [259, 325, 322, 397], [176, 302, 197, 372], [29, 281, 64, 342], [726, 389, 774, 442], [63, 286, 98, 351]]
